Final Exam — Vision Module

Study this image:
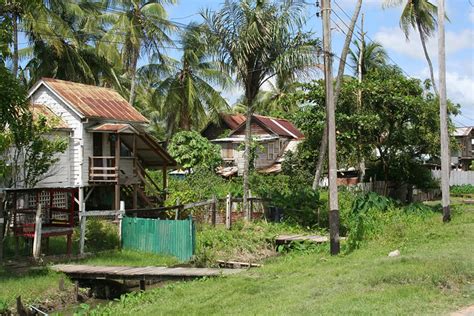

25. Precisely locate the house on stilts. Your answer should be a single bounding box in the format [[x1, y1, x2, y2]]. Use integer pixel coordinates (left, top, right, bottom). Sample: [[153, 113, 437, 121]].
[[5, 78, 176, 254]]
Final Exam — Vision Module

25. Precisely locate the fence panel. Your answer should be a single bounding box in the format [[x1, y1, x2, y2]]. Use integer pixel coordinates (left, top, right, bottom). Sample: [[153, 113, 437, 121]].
[[432, 170, 474, 185], [121, 216, 195, 261]]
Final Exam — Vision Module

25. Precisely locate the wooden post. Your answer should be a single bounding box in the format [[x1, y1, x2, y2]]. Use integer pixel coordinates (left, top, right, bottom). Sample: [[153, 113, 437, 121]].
[[114, 133, 121, 211], [139, 279, 146, 291], [162, 165, 167, 201], [175, 198, 180, 220], [118, 200, 124, 245], [211, 195, 217, 227], [79, 186, 86, 255], [132, 134, 138, 209], [249, 190, 253, 221], [32, 204, 42, 259], [225, 193, 232, 229]]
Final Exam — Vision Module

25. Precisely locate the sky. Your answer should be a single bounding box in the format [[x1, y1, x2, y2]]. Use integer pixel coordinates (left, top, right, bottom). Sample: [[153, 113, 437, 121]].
[[161, 0, 474, 127], [15, 0, 474, 127]]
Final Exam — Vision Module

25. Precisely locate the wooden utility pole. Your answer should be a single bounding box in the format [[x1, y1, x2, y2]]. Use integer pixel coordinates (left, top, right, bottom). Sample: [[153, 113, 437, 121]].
[[322, 0, 340, 255], [357, 13, 366, 181], [438, 0, 450, 222]]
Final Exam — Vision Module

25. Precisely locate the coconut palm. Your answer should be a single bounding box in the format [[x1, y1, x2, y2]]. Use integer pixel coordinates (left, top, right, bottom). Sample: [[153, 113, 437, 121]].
[[349, 40, 388, 78], [143, 24, 230, 137], [1, 0, 80, 77], [384, 0, 440, 95], [202, 0, 315, 217], [100, 0, 176, 105]]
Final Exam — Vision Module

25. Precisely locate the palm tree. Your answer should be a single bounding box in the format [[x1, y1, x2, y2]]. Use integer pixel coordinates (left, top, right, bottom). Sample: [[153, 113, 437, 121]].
[[349, 40, 388, 78], [2, 0, 79, 77], [203, 0, 315, 218], [384, 0, 440, 95], [100, 0, 176, 105], [142, 24, 230, 137]]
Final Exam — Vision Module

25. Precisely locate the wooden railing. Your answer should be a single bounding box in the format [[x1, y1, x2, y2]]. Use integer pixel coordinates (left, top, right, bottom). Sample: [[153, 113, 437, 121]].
[[89, 156, 118, 183]]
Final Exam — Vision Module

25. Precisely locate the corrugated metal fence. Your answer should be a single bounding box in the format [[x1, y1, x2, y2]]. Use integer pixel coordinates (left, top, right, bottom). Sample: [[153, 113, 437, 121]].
[[121, 217, 195, 261]]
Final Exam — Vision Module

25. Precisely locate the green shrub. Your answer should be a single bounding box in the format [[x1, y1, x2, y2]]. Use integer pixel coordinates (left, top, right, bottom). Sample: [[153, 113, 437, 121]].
[[451, 184, 474, 195], [83, 219, 120, 252]]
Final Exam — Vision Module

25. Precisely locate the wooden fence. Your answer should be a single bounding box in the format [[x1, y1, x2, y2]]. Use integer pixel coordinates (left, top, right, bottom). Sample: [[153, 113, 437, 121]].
[[431, 170, 474, 185]]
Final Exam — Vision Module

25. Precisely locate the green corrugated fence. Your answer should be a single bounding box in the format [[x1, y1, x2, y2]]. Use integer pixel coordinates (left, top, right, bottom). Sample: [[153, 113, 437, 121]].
[[121, 216, 196, 261]]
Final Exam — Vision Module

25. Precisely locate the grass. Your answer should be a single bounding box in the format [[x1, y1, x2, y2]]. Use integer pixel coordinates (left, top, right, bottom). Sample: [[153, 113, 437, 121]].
[[74, 249, 179, 267], [90, 203, 474, 315]]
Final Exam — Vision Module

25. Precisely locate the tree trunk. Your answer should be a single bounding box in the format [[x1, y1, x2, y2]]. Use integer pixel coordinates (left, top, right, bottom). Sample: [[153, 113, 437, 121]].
[[312, 0, 363, 191], [417, 19, 438, 96], [242, 104, 253, 220], [437, 0, 450, 222], [128, 49, 139, 105], [12, 13, 18, 77]]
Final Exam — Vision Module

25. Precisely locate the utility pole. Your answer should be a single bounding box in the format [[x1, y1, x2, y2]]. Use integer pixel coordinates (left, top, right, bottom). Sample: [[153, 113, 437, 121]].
[[322, 0, 340, 255], [438, 0, 450, 222], [357, 13, 366, 181]]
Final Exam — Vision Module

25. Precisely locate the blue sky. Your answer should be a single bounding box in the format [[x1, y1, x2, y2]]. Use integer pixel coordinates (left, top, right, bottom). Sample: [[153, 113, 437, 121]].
[[161, 0, 474, 127], [15, 0, 473, 126]]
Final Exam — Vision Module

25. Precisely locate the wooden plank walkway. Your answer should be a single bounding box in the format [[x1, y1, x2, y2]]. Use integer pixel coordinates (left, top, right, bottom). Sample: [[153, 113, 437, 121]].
[[275, 234, 329, 244], [51, 264, 242, 281]]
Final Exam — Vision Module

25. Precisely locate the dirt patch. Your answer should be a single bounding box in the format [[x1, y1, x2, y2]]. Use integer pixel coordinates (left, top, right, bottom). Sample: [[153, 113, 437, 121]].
[[451, 305, 474, 316]]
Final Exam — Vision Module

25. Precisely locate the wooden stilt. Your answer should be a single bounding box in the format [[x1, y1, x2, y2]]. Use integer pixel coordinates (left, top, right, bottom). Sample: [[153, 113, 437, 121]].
[[139, 279, 146, 291]]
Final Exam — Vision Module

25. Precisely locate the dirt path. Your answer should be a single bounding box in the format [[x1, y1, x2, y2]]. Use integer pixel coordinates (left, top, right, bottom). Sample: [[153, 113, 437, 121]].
[[451, 305, 474, 316]]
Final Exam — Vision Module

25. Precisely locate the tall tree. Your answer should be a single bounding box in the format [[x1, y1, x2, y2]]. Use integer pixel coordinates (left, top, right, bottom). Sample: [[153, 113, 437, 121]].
[[203, 0, 315, 219], [101, 0, 176, 105], [143, 23, 230, 137], [384, 0, 440, 95]]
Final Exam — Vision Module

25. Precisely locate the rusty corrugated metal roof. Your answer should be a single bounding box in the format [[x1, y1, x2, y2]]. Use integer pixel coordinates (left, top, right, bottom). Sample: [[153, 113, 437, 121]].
[[41, 78, 148, 123], [89, 123, 137, 133], [31, 103, 70, 130], [220, 113, 246, 130]]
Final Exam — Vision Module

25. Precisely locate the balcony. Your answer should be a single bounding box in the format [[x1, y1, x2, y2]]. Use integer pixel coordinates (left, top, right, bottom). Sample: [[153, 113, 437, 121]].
[[88, 156, 118, 183]]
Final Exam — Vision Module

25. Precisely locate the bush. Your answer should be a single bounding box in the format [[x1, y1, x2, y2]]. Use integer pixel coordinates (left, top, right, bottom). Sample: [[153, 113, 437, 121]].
[[451, 184, 474, 195], [81, 219, 120, 252]]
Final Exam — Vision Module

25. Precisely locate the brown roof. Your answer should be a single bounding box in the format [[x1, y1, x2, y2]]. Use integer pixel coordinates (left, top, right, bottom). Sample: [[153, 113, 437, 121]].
[[89, 123, 137, 133], [220, 113, 246, 130], [31, 104, 70, 130], [225, 113, 304, 139], [253, 115, 304, 139], [40, 78, 148, 123]]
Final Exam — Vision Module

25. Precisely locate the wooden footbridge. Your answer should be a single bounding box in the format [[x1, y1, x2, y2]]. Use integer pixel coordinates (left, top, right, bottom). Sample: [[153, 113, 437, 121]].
[[52, 264, 242, 290]]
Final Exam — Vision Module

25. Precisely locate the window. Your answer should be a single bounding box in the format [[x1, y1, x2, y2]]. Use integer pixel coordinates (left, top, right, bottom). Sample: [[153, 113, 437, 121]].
[[267, 142, 275, 160]]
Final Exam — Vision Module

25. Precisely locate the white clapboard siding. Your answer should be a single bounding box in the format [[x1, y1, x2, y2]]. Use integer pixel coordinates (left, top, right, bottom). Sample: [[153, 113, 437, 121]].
[[432, 170, 474, 185], [30, 86, 83, 186], [36, 131, 72, 187]]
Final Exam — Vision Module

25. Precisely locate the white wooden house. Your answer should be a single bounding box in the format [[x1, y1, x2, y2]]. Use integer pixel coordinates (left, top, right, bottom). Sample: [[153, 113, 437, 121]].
[[26, 78, 176, 210], [202, 113, 304, 176]]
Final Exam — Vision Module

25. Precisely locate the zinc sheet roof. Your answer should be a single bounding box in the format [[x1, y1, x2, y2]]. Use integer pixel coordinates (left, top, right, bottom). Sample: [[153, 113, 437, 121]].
[[41, 78, 148, 123], [220, 113, 246, 130]]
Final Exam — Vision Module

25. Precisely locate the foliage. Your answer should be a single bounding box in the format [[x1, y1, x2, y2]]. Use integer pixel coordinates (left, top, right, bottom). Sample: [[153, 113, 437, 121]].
[[142, 23, 230, 136], [250, 173, 320, 227], [0, 66, 67, 188], [451, 185, 474, 195], [83, 219, 120, 252], [287, 66, 458, 190], [349, 39, 388, 77], [167, 131, 222, 171]]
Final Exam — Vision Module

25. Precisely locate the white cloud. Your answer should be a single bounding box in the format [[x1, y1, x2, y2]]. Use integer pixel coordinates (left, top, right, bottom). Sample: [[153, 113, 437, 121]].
[[470, 9, 474, 23], [374, 27, 474, 59]]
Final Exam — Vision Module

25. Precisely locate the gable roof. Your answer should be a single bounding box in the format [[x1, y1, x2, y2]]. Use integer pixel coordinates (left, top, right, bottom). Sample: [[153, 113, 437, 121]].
[[220, 113, 246, 129], [454, 127, 473, 137], [228, 114, 304, 139], [31, 104, 70, 130], [29, 78, 148, 123]]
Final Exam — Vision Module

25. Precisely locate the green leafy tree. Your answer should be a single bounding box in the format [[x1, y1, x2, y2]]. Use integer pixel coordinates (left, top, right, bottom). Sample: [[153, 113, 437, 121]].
[[203, 0, 315, 217], [0, 66, 67, 188], [167, 131, 222, 171]]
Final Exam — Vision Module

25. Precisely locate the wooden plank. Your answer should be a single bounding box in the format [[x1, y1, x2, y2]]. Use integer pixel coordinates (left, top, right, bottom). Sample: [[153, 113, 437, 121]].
[[182, 199, 214, 210], [32, 204, 42, 259]]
